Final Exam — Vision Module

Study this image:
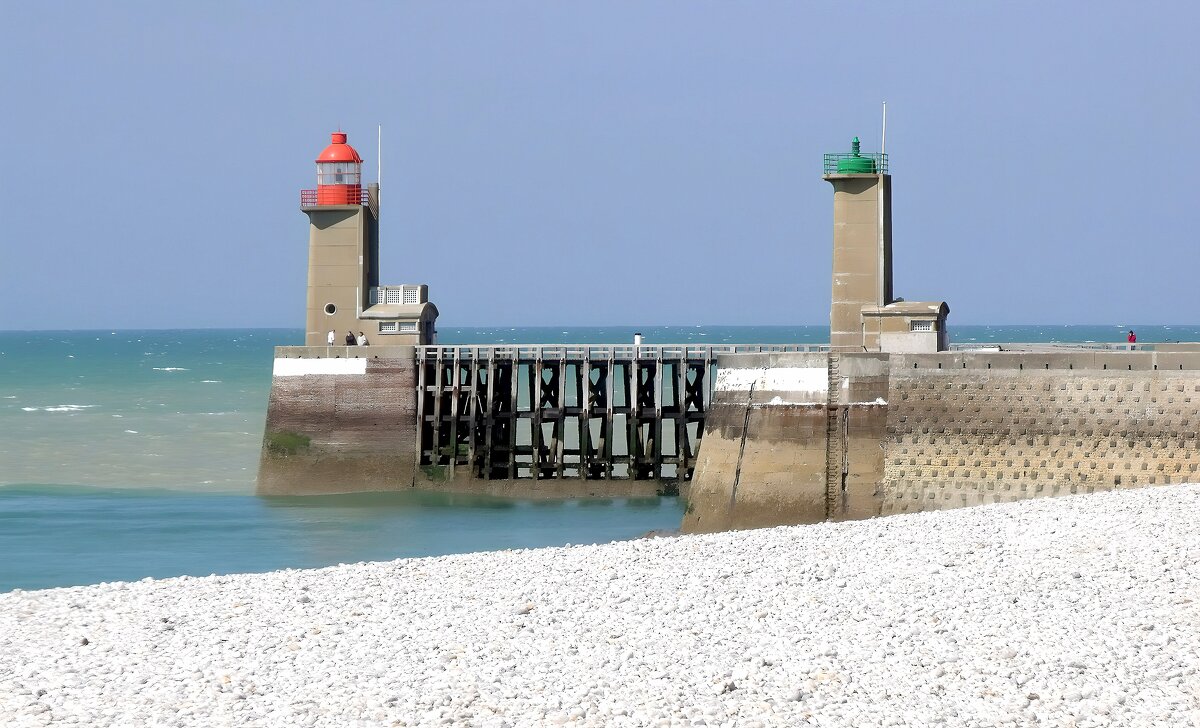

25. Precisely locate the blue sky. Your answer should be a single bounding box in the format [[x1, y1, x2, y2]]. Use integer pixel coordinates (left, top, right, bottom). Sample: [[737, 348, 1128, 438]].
[[1, 2, 1197, 329]]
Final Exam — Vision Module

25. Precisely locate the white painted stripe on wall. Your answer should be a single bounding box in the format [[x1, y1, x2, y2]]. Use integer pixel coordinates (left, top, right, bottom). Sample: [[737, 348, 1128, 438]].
[[762, 367, 828, 393], [714, 369, 763, 391], [273, 358, 367, 377], [714, 366, 833, 406], [753, 396, 887, 408], [714, 367, 828, 394]]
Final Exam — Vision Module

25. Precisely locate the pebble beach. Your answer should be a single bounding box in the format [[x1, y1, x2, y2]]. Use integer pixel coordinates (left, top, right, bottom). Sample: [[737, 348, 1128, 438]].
[[2, 484, 1198, 727]]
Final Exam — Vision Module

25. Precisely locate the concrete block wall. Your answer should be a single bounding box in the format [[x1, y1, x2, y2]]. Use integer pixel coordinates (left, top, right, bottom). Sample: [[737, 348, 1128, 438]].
[[682, 353, 830, 532], [684, 350, 1200, 532], [881, 366, 1200, 514], [257, 347, 420, 495], [682, 353, 898, 533]]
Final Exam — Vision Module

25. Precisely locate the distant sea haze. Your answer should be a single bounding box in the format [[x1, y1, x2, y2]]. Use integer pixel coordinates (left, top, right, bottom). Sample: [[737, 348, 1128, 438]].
[[0, 325, 1196, 591]]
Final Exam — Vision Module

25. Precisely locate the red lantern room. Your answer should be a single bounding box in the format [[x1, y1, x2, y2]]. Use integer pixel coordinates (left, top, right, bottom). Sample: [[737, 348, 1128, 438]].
[[311, 131, 363, 205]]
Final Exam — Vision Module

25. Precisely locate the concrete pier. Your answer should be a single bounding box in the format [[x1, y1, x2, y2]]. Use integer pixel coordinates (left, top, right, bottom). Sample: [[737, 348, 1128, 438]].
[[257, 343, 825, 496], [682, 347, 1200, 532], [257, 346, 421, 496]]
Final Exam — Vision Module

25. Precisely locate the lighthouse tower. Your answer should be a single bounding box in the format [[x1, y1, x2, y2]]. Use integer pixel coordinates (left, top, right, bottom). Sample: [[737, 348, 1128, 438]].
[[301, 131, 437, 346], [823, 136, 894, 351], [823, 137, 947, 352]]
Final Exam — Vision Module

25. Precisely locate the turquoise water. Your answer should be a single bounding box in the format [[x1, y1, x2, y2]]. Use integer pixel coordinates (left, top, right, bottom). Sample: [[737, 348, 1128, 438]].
[[2, 324, 1197, 592], [0, 486, 680, 592]]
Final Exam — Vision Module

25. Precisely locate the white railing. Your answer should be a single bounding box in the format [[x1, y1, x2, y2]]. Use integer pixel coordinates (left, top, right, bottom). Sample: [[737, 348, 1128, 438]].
[[416, 343, 830, 361]]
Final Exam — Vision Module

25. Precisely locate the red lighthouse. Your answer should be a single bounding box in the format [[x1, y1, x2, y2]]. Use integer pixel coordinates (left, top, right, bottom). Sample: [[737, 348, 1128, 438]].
[[312, 131, 363, 205], [299, 129, 437, 347]]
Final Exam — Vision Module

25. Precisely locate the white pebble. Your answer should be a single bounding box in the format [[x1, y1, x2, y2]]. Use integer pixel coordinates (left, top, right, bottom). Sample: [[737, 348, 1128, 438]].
[[0, 484, 1197, 726]]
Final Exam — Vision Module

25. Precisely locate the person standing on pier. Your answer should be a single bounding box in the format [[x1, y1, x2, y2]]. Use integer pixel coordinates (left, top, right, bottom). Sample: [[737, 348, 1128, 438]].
[[327, 330, 335, 346], [345, 331, 356, 346], [1128, 330, 1137, 349]]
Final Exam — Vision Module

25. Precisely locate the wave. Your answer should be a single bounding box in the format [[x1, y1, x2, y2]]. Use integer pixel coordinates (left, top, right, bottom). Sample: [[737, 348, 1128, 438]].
[[21, 405, 98, 413], [152, 367, 190, 372]]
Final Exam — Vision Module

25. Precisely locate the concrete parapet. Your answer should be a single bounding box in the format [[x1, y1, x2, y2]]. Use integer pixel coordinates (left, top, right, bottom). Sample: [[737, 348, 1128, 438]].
[[1156, 351, 1200, 370], [894, 351, 1200, 371], [275, 345, 417, 359]]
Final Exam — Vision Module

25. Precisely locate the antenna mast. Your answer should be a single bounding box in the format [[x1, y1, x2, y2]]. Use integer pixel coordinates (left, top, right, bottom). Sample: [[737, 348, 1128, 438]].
[[881, 101, 887, 157]]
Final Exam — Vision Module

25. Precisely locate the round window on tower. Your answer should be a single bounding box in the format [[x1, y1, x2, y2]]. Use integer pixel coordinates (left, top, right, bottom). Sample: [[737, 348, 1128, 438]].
[[324, 303, 337, 315]]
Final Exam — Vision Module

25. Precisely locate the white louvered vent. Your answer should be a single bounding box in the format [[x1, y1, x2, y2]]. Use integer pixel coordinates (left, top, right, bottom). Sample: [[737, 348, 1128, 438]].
[[379, 321, 419, 334]]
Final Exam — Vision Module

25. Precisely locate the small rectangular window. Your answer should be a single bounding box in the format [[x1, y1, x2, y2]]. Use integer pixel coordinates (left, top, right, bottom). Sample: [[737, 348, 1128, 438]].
[[910, 320, 934, 332], [402, 287, 420, 305], [379, 321, 398, 333]]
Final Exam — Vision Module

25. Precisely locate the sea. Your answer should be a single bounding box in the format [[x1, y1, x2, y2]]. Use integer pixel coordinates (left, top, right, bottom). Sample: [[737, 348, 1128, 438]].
[[2, 324, 1196, 592]]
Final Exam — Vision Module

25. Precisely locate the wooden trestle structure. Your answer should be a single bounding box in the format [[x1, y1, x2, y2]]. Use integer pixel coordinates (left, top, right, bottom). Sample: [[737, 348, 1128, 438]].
[[416, 344, 822, 486]]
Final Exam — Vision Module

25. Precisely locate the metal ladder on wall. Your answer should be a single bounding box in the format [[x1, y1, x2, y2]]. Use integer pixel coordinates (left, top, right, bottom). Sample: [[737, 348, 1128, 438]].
[[824, 354, 843, 519]]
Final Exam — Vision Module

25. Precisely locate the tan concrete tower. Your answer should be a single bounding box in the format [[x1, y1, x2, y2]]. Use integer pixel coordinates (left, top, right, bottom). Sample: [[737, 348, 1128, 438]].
[[301, 131, 437, 346], [302, 132, 376, 345], [823, 137, 892, 351]]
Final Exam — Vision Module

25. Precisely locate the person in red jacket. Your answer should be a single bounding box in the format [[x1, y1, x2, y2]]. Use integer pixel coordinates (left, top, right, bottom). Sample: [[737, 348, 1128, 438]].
[[1127, 330, 1137, 348]]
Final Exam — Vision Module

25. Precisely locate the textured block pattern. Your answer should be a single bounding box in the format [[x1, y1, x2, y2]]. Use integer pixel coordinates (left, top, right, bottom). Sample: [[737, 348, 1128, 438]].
[[880, 370, 1200, 513]]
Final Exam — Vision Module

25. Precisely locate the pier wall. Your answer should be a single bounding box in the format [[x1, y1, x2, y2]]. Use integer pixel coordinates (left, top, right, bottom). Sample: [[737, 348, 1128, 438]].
[[683, 353, 831, 531], [258, 343, 821, 497], [259, 346, 1200, 520], [257, 347, 420, 495], [881, 355, 1200, 515], [682, 351, 1200, 532]]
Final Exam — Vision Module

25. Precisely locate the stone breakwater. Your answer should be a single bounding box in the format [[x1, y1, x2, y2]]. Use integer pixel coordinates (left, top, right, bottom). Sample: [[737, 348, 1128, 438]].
[[3, 486, 1199, 727]]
